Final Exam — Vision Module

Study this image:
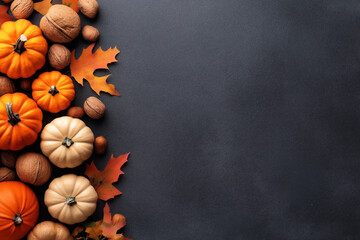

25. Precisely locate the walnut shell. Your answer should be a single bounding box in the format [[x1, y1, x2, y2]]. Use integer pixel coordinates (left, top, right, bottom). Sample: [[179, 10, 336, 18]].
[[19, 78, 32, 91], [84, 96, 106, 119], [82, 25, 99, 42], [48, 44, 71, 70], [16, 152, 52, 186], [1, 151, 17, 168], [94, 136, 107, 154], [40, 5, 81, 43], [0, 76, 15, 97], [78, 0, 99, 19], [10, 0, 33, 19], [67, 106, 84, 119], [0, 167, 16, 182]]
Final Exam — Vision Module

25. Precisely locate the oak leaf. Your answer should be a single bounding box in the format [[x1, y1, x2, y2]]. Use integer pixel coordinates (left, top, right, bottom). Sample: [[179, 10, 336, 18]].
[[70, 43, 120, 96], [62, 0, 79, 12], [85, 153, 130, 201], [34, 0, 52, 15], [85, 221, 103, 239], [0, 6, 12, 26], [102, 203, 127, 239]]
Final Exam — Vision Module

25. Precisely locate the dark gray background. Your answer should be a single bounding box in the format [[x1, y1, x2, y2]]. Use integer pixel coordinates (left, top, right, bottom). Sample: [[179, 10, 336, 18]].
[[16, 0, 360, 239]]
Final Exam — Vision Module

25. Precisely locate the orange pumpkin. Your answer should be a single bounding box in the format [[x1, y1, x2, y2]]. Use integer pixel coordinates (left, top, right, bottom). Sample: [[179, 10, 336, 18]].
[[0, 92, 43, 150], [32, 71, 75, 113], [0, 19, 48, 79], [0, 181, 39, 240]]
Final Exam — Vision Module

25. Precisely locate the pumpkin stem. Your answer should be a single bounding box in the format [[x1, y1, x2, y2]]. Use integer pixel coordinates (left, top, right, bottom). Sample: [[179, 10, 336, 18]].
[[65, 196, 77, 206], [48, 85, 59, 96], [14, 34, 27, 54], [62, 137, 74, 148], [6, 103, 21, 126], [13, 214, 23, 226]]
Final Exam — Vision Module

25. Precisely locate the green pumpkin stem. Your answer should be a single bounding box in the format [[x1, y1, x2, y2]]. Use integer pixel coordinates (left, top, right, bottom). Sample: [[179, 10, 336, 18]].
[[48, 85, 59, 96], [14, 34, 27, 54], [13, 214, 22, 226], [65, 196, 77, 206], [62, 137, 74, 148], [6, 103, 21, 126]]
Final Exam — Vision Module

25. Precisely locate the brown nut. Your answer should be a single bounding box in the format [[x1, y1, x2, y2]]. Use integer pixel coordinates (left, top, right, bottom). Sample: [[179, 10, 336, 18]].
[[0, 167, 16, 182], [84, 96, 105, 119], [78, 0, 99, 19], [16, 152, 52, 186], [94, 136, 107, 154], [0, 76, 15, 96], [19, 78, 32, 91], [10, 0, 33, 19], [67, 106, 85, 119], [1, 151, 17, 168], [48, 44, 71, 70], [82, 25, 99, 42], [40, 5, 81, 43]]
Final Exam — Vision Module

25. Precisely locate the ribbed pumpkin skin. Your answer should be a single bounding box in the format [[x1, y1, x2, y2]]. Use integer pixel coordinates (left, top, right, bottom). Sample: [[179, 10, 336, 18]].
[[0, 93, 43, 150], [0, 181, 39, 240], [0, 19, 48, 79], [32, 71, 75, 113]]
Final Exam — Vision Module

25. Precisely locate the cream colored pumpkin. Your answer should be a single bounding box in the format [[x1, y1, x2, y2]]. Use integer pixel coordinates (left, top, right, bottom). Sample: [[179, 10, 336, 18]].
[[44, 174, 98, 225], [27, 221, 73, 240], [40, 116, 94, 168]]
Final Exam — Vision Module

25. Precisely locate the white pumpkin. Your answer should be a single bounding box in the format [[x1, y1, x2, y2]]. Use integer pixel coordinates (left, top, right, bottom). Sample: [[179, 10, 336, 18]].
[[40, 116, 94, 168], [44, 174, 98, 225]]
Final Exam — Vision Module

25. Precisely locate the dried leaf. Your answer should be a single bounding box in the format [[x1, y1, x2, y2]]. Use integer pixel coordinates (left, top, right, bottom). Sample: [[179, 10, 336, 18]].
[[0, 6, 12, 26], [101, 203, 127, 239], [72, 226, 85, 238], [62, 0, 79, 12], [70, 43, 120, 96], [34, 0, 53, 15], [85, 153, 129, 201], [85, 220, 103, 239]]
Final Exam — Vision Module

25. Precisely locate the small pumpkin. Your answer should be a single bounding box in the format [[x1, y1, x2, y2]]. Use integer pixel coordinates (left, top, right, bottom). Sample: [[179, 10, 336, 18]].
[[27, 221, 73, 240], [0, 92, 43, 150], [0, 181, 39, 240], [32, 71, 75, 113], [44, 174, 98, 225], [0, 19, 48, 79], [40, 116, 94, 168]]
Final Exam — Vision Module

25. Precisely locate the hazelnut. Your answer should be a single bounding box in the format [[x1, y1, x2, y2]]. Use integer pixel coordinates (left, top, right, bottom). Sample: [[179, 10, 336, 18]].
[[94, 136, 107, 154], [1, 151, 17, 168], [48, 44, 71, 70], [82, 25, 100, 42], [0, 76, 15, 96], [19, 78, 32, 91], [40, 5, 81, 43], [10, 0, 33, 19], [78, 0, 99, 19], [67, 106, 85, 119], [84, 96, 105, 119], [16, 152, 52, 186], [0, 167, 16, 182]]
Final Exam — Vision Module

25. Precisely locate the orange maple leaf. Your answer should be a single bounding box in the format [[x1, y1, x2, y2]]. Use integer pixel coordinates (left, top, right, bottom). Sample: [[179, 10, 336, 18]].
[[62, 0, 79, 12], [101, 203, 127, 239], [34, 0, 52, 15], [0, 6, 12, 26], [85, 153, 129, 201], [70, 43, 120, 96]]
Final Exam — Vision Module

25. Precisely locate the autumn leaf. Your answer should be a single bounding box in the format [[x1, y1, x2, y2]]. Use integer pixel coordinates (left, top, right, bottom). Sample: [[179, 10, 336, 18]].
[[102, 203, 127, 239], [0, 6, 12, 26], [34, 0, 52, 15], [85, 153, 129, 201], [85, 221, 103, 239], [70, 43, 120, 96], [62, 0, 79, 12]]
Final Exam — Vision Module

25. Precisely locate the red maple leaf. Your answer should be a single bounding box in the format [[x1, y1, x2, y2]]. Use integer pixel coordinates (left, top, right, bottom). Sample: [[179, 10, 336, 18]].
[[85, 153, 130, 201]]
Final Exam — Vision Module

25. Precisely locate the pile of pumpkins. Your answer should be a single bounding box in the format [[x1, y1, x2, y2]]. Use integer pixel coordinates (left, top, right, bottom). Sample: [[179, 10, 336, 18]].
[[0, 1, 106, 240]]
